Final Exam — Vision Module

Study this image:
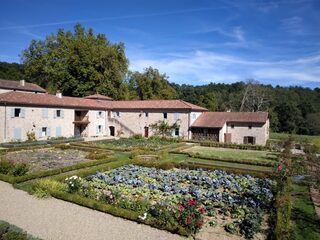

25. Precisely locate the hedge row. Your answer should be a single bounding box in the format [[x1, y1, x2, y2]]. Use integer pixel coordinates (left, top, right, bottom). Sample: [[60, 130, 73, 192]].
[[0, 220, 42, 240], [185, 140, 274, 151], [47, 189, 189, 236], [275, 185, 292, 239], [0, 145, 52, 153], [179, 161, 273, 178], [0, 137, 83, 148], [0, 158, 116, 184], [52, 159, 131, 182], [188, 153, 277, 167]]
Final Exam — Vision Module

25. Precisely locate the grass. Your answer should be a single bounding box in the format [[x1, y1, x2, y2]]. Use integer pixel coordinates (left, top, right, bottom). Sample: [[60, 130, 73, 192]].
[[185, 158, 273, 172], [290, 181, 320, 240], [270, 132, 320, 143], [182, 146, 278, 162]]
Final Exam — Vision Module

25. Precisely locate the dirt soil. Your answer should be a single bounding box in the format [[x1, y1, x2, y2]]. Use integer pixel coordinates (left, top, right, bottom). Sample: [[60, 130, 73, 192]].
[[310, 187, 320, 219], [3, 148, 91, 173]]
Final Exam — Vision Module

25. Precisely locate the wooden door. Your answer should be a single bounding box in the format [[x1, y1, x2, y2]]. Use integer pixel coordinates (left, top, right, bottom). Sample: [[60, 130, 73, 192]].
[[109, 126, 115, 136], [144, 127, 149, 138]]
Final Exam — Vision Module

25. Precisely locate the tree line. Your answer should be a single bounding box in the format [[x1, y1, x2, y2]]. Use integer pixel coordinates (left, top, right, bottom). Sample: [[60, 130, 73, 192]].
[[0, 24, 319, 135]]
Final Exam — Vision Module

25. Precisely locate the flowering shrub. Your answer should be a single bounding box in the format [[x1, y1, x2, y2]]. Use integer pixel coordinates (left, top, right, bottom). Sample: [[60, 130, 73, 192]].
[[178, 198, 205, 234], [65, 176, 82, 193]]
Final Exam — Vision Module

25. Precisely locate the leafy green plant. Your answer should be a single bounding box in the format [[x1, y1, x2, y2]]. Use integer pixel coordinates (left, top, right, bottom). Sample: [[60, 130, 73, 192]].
[[65, 176, 82, 193]]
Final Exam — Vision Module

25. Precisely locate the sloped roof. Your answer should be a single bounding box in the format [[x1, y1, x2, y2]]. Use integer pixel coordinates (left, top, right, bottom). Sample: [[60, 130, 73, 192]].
[[0, 91, 109, 110], [0, 79, 46, 93], [192, 112, 268, 128], [84, 94, 113, 101], [110, 99, 207, 111], [0, 91, 207, 111]]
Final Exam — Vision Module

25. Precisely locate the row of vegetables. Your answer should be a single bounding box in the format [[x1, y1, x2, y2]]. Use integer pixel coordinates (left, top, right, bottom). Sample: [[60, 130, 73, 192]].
[[65, 165, 276, 238]]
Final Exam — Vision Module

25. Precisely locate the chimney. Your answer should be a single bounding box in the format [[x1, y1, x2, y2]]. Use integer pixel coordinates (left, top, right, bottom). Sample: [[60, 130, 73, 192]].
[[20, 79, 25, 86], [56, 91, 62, 98]]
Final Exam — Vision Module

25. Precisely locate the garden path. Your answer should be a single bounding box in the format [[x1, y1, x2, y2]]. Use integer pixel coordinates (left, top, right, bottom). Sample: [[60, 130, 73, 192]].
[[0, 181, 184, 240]]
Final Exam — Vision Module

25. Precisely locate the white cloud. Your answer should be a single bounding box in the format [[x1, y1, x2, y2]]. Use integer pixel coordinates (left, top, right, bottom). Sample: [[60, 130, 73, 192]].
[[280, 16, 304, 34], [128, 50, 320, 86]]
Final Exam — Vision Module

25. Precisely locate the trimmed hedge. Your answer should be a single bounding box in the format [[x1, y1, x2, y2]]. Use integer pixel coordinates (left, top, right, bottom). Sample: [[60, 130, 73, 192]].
[[186, 152, 277, 167], [52, 159, 131, 182], [275, 190, 292, 239], [179, 161, 273, 178], [0, 145, 52, 153], [0, 158, 116, 184], [184, 140, 275, 151], [48, 189, 189, 236], [0, 220, 42, 240]]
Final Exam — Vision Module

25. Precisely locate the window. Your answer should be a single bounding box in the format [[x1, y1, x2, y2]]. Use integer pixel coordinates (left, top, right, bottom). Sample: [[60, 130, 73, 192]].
[[116, 112, 120, 117], [42, 127, 47, 137], [145, 112, 149, 117], [175, 128, 179, 136], [98, 111, 104, 119], [54, 109, 64, 119], [231, 124, 234, 129], [14, 108, 21, 117], [97, 125, 103, 134], [248, 125, 252, 129], [163, 113, 167, 119], [244, 136, 256, 144]]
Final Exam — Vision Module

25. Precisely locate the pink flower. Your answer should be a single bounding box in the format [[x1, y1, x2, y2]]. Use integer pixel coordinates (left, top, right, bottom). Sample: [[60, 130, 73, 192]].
[[278, 164, 283, 171]]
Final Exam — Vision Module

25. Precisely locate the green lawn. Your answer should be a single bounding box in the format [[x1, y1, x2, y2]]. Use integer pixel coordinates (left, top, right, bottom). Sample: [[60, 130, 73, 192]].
[[290, 182, 320, 240], [182, 146, 278, 162], [185, 158, 273, 172], [270, 132, 320, 143]]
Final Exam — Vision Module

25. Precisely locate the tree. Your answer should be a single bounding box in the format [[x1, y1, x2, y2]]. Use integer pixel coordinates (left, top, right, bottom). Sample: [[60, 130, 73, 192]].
[[0, 62, 24, 80], [21, 24, 129, 99], [306, 112, 320, 135], [149, 120, 180, 137], [239, 80, 270, 112], [127, 67, 177, 100]]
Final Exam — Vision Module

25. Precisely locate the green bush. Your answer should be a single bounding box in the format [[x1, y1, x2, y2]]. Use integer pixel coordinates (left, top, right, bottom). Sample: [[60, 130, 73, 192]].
[[0, 160, 12, 174], [11, 163, 29, 176], [0, 220, 42, 240], [275, 191, 292, 240], [86, 151, 110, 160]]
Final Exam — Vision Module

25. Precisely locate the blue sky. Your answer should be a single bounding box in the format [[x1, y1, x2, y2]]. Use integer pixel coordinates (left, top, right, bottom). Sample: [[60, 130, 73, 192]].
[[0, 0, 320, 88]]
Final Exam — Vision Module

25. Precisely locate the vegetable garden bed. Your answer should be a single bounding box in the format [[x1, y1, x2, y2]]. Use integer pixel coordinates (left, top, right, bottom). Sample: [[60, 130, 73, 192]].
[[0, 147, 115, 184], [47, 164, 276, 238]]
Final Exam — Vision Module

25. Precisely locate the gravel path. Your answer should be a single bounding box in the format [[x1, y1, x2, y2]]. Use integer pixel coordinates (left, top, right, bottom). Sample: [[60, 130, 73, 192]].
[[0, 181, 185, 240]]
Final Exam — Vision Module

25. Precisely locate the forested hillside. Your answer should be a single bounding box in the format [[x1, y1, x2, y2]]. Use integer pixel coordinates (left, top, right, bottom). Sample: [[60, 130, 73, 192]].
[[0, 61, 24, 80]]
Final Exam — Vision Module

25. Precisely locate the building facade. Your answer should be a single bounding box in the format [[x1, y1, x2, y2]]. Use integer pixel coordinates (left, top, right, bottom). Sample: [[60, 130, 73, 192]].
[[0, 80, 269, 145]]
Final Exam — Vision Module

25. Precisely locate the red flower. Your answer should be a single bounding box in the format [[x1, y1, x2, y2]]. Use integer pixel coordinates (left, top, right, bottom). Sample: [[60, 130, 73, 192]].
[[188, 199, 197, 206], [191, 213, 195, 219], [278, 164, 283, 171], [186, 216, 192, 225], [199, 207, 206, 214]]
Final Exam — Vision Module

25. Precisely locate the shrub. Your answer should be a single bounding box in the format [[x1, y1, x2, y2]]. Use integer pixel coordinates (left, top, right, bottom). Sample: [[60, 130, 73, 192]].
[[131, 134, 144, 139], [26, 131, 36, 142], [65, 176, 82, 193], [33, 179, 67, 198], [158, 162, 175, 170], [0, 221, 10, 236], [11, 163, 29, 176], [0, 160, 12, 174], [86, 151, 109, 160], [130, 148, 147, 159], [2, 231, 28, 240]]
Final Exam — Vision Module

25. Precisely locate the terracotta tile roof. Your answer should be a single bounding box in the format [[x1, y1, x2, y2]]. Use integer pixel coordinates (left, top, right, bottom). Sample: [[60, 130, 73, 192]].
[[0, 79, 46, 93], [192, 112, 268, 128], [0, 92, 207, 111], [110, 99, 207, 111], [0, 91, 109, 110], [84, 94, 113, 101]]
